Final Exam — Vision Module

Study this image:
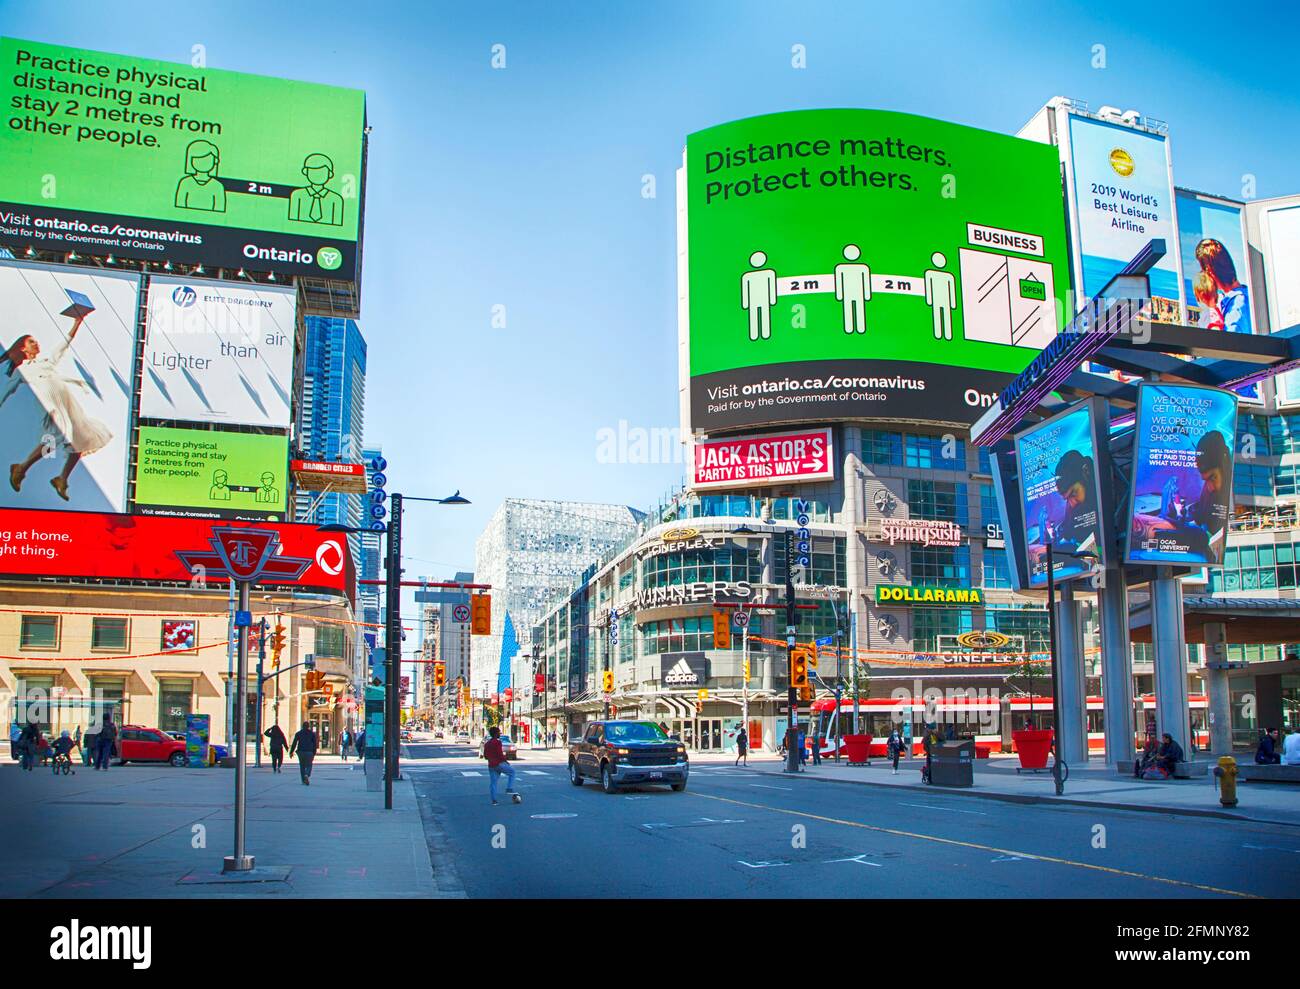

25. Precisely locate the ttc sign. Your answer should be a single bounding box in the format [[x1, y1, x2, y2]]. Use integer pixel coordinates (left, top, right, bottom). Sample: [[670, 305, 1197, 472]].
[[176, 527, 312, 584]]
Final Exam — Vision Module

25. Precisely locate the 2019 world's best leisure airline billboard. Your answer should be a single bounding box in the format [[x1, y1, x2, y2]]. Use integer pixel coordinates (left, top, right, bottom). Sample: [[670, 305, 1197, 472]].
[[682, 109, 1070, 432], [0, 38, 364, 280]]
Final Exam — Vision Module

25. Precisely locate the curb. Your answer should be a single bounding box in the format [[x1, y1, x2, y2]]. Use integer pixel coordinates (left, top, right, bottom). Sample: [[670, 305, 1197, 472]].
[[744, 765, 1300, 828]]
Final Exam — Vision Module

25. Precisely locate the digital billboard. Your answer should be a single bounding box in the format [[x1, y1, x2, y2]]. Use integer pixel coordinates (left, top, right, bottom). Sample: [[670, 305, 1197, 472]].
[[1258, 202, 1300, 405], [682, 109, 1070, 432], [0, 259, 140, 513], [690, 427, 833, 490], [141, 276, 296, 427], [0, 507, 353, 595], [0, 37, 364, 279], [1125, 383, 1237, 566], [133, 425, 289, 520], [1175, 190, 1258, 401], [1014, 398, 1109, 587], [1066, 115, 1181, 320]]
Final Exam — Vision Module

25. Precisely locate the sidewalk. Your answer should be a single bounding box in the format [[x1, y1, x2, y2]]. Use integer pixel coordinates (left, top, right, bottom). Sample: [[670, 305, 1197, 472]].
[[744, 754, 1300, 827], [0, 759, 456, 898]]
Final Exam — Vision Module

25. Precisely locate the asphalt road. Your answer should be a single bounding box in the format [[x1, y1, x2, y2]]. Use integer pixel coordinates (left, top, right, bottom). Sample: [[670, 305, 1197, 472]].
[[407, 742, 1300, 899]]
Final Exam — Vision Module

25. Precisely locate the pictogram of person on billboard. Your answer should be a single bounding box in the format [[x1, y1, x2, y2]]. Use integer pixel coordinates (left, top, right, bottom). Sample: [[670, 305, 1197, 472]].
[[288, 153, 345, 226], [834, 244, 871, 334], [740, 250, 777, 341], [924, 251, 957, 341], [174, 140, 228, 213], [2, 296, 113, 502]]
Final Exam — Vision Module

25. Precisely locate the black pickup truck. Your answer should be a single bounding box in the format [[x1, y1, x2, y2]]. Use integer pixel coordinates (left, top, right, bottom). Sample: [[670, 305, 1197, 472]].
[[569, 720, 689, 793]]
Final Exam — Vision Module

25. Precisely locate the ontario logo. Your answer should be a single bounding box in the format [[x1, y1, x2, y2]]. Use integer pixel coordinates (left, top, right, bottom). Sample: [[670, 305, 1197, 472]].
[[172, 285, 197, 307], [1109, 147, 1135, 177], [316, 246, 343, 270]]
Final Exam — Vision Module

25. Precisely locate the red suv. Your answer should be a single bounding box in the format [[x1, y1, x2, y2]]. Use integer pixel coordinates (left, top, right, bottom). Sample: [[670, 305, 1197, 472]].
[[118, 726, 187, 767]]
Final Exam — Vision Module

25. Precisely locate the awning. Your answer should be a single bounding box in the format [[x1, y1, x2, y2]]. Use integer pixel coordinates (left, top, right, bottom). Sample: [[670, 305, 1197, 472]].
[[658, 695, 695, 720], [1129, 595, 1300, 644]]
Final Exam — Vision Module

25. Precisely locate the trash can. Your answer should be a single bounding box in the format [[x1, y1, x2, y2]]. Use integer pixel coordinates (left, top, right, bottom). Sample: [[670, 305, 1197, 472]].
[[929, 739, 974, 787]]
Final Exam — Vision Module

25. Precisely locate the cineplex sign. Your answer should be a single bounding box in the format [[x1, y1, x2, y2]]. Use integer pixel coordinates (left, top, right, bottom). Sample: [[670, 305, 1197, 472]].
[[691, 428, 834, 490]]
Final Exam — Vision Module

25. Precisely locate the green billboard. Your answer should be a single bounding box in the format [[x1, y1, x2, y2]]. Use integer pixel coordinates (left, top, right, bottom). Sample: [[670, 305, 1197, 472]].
[[133, 425, 289, 521], [0, 37, 364, 278], [684, 109, 1070, 430]]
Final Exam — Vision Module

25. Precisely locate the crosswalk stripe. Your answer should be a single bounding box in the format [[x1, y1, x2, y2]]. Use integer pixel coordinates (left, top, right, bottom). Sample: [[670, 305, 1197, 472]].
[[460, 771, 482, 777], [523, 770, 549, 776]]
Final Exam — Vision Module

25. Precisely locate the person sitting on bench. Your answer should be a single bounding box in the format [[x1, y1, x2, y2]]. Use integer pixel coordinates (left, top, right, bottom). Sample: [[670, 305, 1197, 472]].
[[1155, 733, 1184, 776], [1134, 736, 1158, 778], [1255, 728, 1282, 765]]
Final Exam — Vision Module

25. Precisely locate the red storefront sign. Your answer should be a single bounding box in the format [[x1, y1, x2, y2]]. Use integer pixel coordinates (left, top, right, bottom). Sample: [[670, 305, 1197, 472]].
[[290, 460, 368, 494], [0, 508, 353, 597], [691, 428, 834, 491]]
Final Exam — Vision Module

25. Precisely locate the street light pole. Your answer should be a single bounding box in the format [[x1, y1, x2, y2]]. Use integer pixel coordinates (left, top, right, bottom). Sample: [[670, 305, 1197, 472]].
[[1046, 538, 1066, 796], [384, 492, 403, 811], [784, 529, 800, 774]]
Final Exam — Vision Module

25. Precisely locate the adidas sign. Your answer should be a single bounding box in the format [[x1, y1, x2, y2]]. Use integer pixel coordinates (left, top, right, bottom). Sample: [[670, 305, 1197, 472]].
[[664, 658, 700, 685]]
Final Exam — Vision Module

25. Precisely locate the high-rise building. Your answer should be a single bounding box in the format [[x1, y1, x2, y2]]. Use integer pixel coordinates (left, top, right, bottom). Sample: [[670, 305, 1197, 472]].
[[470, 500, 645, 710], [358, 447, 385, 658]]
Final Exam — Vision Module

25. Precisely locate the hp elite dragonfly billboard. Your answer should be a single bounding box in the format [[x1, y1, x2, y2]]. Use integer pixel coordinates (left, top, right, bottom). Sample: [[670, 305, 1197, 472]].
[[680, 108, 1070, 432], [0, 38, 365, 280]]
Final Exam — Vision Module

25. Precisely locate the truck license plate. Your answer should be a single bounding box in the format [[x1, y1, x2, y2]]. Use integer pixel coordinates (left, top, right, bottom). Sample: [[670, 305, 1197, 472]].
[[649, 771, 663, 779]]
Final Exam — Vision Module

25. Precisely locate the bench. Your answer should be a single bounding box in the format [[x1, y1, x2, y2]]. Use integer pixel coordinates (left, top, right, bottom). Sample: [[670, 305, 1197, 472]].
[[1239, 763, 1300, 784], [1113, 760, 1207, 779]]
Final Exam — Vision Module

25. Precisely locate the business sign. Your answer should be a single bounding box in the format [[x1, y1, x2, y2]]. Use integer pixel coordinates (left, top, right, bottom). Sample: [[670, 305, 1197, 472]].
[[1014, 398, 1109, 587], [875, 584, 984, 606], [1259, 201, 1300, 405], [0, 38, 364, 279], [1065, 114, 1181, 319], [291, 459, 367, 493], [691, 427, 834, 490], [0, 507, 353, 594], [1175, 190, 1259, 402], [630, 580, 754, 611], [141, 277, 296, 426], [1125, 383, 1237, 566], [133, 425, 289, 520], [0, 260, 140, 513], [661, 651, 709, 686], [682, 108, 1070, 431], [876, 518, 963, 547], [184, 712, 210, 769]]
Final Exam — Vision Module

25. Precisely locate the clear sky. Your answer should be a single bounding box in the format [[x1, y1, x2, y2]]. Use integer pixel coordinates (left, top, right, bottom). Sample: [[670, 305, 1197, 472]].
[[7, 0, 1300, 591]]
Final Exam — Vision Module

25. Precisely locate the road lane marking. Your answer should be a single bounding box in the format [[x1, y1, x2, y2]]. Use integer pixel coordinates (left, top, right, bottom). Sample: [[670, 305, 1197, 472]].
[[460, 771, 482, 777], [530, 813, 577, 819], [1243, 843, 1300, 854], [825, 854, 883, 868], [749, 783, 792, 791], [523, 771, 549, 776], [738, 860, 789, 869], [899, 802, 987, 816], [691, 792, 1259, 899]]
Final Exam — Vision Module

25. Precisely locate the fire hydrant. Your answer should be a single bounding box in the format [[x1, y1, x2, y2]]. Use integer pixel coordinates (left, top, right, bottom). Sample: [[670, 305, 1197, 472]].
[[1213, 755, 1238, 807]]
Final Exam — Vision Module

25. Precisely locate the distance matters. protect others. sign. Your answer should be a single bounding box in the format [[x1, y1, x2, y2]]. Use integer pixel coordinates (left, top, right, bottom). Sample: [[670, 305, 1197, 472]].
[[0, 37, 365, 279], [682, 108, 1070, 432], [690, 427, 834, 490]]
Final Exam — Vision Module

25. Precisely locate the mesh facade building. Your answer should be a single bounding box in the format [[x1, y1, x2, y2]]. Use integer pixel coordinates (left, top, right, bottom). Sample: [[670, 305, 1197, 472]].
[[469, 500, 644, 704]]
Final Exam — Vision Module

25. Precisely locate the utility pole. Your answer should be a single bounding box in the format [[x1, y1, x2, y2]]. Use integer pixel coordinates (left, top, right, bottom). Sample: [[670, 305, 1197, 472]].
[[784, 529, 799, 774], [384, 492, 403, 811], [1046, 538, 1066, 796], [254, 618, 267, 769]]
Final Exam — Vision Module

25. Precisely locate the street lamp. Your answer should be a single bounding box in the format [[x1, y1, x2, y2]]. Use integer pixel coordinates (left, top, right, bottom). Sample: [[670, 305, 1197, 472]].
[[1044, 540, 1093, 797], [319, 487, 469, 811]]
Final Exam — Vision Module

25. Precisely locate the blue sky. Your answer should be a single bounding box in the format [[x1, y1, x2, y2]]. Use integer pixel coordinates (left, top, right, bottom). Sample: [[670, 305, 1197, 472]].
[[8, 0, 1300, 588]]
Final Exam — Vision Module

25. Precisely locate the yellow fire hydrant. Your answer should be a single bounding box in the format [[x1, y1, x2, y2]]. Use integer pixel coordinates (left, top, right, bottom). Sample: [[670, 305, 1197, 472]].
[[1213, 755, 1238, 807]]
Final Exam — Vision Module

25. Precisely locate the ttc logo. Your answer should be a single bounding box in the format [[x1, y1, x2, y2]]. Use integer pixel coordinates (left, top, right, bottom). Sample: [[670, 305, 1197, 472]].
[[172, 285, 198, 307]]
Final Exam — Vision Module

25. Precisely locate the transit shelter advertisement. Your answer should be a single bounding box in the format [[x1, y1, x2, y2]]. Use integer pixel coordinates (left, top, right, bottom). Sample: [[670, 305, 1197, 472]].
[[1067, 115, 1181, 320], [141, 276, 296, 427], [133, 425, 289, 520], [1125, 383, 1237, 566], [1015, 398, 1109, 587], [0, 259, 140, 513], [683, 108, 1070, 431], [0, 37, 364, 279]]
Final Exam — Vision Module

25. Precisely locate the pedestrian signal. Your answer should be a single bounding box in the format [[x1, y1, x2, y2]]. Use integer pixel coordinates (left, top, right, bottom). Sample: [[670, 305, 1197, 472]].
[[602, 669, 614, 693], [697, 688, 708, 701], [712, 610, 731, 650], [470, 594, 491, 636], [791, 649, 809, 689]]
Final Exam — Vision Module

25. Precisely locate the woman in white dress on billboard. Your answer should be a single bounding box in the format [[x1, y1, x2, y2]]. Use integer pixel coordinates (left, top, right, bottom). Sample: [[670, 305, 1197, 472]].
[[1, 312, 113, 501]]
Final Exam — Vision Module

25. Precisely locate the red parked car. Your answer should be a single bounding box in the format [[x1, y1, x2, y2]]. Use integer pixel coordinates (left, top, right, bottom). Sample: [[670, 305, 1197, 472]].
[[117, 725, 187, 767]]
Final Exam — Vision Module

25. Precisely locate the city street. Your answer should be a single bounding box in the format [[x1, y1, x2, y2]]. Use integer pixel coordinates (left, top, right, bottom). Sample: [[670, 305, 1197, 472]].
[[406, 743, 1300, 899]]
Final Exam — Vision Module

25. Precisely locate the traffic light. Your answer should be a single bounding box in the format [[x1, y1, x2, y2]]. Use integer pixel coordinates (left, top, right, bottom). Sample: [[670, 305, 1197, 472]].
[[697, 688, 708, 702], [269, 625, 287, 668], [712, 610, 731, 650], [434, 663, 446, 687], [798, 683, 813, 702], [807, 648, 818, 669], [305, 670, 323, 693], [791, 648, 809, 689], [470, 594, 491, 636], [601, 669, 614, 693]]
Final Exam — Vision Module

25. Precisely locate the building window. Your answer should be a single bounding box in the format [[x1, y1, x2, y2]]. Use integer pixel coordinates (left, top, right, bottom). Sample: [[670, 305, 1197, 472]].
[[19, 615, 59, 650], [1268, 412, 1300, 456], [912, 608, 973, 652], [979, 484, 1002, 530], [909, 545, 970, 586], [774, 536, 846, 586], [907, 480, 968, 526], [87, 677, 126, 726], [861, 430, 903, 467], [905, 434, 965, 471], [771, 498, 832, 522], [640, 616, 739, 654], [316, 624, 345, 658], [14, 675, 56, 732], [981, 548, 1012, 589], [91, 617, 129, 652], [1239, 414, 1271, 457], [986, 604, 1050, 650], [976, 446, 993, 475], [1234, 462, 1273, 499], [158, 679, 193, 734], [641, 545, 762, 591]]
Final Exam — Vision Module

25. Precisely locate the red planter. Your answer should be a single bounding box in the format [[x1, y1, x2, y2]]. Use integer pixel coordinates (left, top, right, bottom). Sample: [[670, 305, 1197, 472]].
[[1012, 729, 1054, 770], [842, 734, 873, 765]]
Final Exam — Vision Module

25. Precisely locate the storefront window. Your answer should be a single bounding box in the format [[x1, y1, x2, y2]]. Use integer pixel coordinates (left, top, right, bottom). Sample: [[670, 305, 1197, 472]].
[[158, 678, 193, 733], [13, 675, 56, 732], [87, 677, 126, 728]]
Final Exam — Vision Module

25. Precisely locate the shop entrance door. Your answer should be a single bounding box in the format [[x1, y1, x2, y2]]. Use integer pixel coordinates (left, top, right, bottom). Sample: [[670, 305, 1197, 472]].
[[698, 718, 723, 750], [309, 712, 332, 753]]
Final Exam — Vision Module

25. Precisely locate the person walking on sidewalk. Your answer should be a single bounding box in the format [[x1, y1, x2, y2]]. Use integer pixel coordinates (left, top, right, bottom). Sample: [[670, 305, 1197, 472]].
[[734, 726, 748, 766], [339, 727, 352, 762], [355, 727, 365, 760], [289, 721, 318, 785], [797, 726, 808, 770], [94, 717, 117, 771], [887, 728, 903, 774], [922, 723, 941, 784], [18, 720, 40, 771], [483, 725, 518, 805], [811, 731, 822, 766], [264, 723, 288, 773]]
